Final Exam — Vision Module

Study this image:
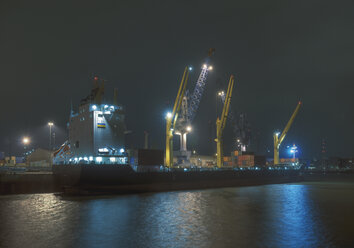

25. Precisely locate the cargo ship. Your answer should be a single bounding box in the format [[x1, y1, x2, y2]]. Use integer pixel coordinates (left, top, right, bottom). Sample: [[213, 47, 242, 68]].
[[53, 164, 301, 195], [53, 77, 302, 195]]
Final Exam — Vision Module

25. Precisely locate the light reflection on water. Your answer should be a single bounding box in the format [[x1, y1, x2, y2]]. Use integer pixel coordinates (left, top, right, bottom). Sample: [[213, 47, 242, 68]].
[[1, 183, 354, 248]]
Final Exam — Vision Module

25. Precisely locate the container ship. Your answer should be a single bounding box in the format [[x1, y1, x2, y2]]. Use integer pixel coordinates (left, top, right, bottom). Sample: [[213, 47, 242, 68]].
[[52, 76, 302, 195]]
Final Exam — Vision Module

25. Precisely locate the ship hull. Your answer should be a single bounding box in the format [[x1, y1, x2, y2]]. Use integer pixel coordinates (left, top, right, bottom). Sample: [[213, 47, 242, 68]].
[[53, 164, 302, 195]]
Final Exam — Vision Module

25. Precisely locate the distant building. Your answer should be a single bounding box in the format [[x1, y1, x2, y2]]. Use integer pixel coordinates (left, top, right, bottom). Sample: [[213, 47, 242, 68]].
[[341, 158, 354, 168], [0, 151, 5, 160], [189, 155, 216, 167], [5, 157, 16, 165], [27, 148, 53, 167]]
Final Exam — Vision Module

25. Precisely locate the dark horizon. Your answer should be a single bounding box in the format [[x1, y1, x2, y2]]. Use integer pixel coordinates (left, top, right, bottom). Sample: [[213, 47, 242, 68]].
[[1, 0, 353, 158]]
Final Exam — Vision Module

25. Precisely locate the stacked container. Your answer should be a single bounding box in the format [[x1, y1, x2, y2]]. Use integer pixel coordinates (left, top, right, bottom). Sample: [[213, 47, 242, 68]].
[[223, 156, 233, 167]]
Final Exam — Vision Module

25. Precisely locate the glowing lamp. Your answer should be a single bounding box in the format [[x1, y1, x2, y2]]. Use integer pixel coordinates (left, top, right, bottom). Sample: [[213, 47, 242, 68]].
[[166, 112, 172, 119], [22, 137, 30, 145]]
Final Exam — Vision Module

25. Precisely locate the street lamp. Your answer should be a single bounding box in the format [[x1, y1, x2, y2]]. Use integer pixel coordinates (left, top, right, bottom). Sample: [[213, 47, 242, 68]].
[[48, 122, 54, 150], [290, 144, 298, 161], [22, 137, 30, 146], [22, 137, 30, 155]]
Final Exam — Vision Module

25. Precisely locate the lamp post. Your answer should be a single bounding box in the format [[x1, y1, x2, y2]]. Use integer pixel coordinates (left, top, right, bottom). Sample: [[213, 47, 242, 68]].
[[48, 122, 54, 150], [290, 144, 298, 162], [22, 137, 30, 155]]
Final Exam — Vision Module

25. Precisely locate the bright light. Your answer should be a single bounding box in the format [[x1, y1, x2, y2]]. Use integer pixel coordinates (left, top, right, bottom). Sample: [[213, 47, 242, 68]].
[[275, 132, 280, 136], [120, 148, 125, 153], [186, 126, 192, 132], [188, 66, 193, 71], [89, 156, 93, 161], [166, 112, 172, 119], [98, 148, 109, 153], [208, 66, 213, 70], [84, 157, 88, 161], [96, 157, 102, 162], [289, 144, 298, 156], [104, 111, 111, 114], [104, 105, 109, 109], [79, 157, 82, 161], [48, 122, 54, 126], [92, 105, 97, 110], [203, 64, 207, 69], [74, 157, 78, 161], [110, 157, 116, 162], [218, 91, 224, 96], [22, 137, 30, 145]]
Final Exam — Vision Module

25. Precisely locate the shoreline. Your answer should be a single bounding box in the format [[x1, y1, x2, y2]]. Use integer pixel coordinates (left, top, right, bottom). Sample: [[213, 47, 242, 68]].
[[1, 170, 353, 195]]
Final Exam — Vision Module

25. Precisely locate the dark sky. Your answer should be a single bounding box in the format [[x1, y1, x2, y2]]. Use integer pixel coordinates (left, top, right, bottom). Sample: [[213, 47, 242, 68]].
[[1, 0, 353, 158]]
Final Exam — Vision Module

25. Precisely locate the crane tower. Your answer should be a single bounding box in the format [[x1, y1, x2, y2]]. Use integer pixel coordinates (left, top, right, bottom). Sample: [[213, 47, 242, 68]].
[[218, 92, 251, 152], [174, 49, 214, 164]]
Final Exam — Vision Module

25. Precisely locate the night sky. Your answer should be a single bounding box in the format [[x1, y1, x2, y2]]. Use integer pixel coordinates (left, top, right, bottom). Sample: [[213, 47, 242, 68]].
[[1, 0, 353, 158]]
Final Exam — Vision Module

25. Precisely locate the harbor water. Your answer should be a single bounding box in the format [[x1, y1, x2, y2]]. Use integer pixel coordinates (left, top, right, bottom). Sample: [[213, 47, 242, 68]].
[[1, 181, 354, 247]]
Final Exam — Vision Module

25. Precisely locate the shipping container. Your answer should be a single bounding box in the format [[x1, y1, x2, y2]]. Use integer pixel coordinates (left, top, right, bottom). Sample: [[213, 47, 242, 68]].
[[224, 161, 234, 167], [223, 156, 232, 162], [233, 150, 239, 156]]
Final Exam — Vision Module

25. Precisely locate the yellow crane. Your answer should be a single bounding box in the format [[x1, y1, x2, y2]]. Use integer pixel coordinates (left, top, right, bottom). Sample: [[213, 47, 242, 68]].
[[165, 67, 190, 167], [215, 75, 235, 168], [273, 101, 302, 165]]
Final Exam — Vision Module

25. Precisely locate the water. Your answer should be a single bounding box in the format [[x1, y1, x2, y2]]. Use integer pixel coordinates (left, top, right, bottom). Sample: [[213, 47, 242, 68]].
[[1, 182, 354, 248]]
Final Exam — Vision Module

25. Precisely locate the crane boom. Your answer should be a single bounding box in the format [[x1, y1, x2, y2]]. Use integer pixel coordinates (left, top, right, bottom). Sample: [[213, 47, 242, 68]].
[[186, 48, 214, 123], [173, 49, 214, 159], [215, 75, 235, 168], [187, 66, 209, 122], [220, 76, 234, 130], [278, 102, 302, 145], [273, 101, 302, 165], [219, 95, 251, 151], [165, 67, 189, 167]]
